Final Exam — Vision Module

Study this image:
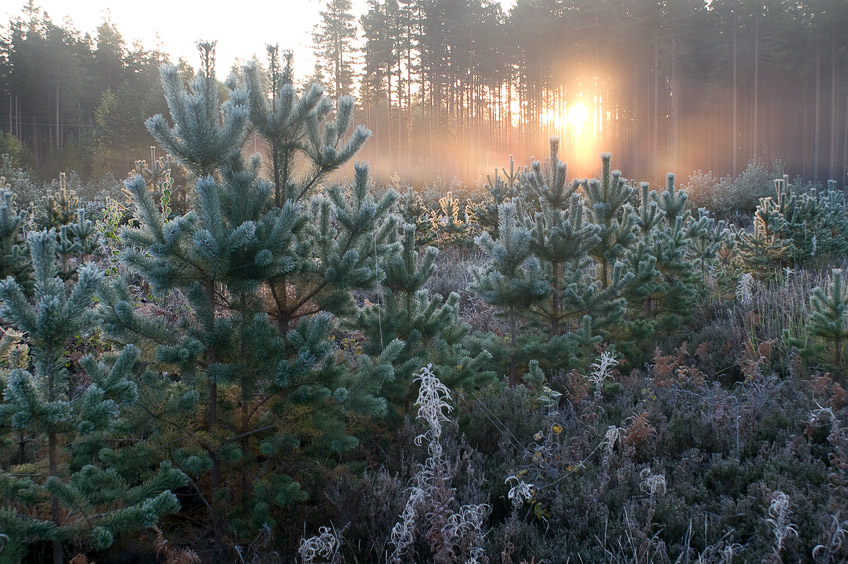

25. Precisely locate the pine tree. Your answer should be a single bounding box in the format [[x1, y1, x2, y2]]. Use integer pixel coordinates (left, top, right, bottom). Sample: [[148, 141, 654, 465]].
[[99, 45, 400, 548], [523, 137, 580, 212], [473, 155, 519, 238], [0, 230, 184, 563], [472, 146, 636, 381], [357, 223, 491, 414], [686, 207, 729, 293], [36, 172, 78, 231], [583, 153, 637, 289], [145, 41, 249, 178], [646, 174, 698, 331], [524, 149, 630, 364], [395, 185, 436, 246], [623, 174, 713, 341], [519, 139, 596, 339], [0, 186, 31, 291], [313, 0, 358, 99], [431, 190, 474, 248], [471, 202, 547, 384], [242, 58, 379, 336], [735, 178, 797, 275], [807, 269, 848, 372], [732, 177, 848, 275], [242, 46, 369, 207]]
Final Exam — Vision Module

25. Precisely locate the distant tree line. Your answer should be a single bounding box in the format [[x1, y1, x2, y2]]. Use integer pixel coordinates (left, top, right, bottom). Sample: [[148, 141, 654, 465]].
[[2, 0, 848, 187], [337, 0, 848, 185], [0, 1, 171, 180]]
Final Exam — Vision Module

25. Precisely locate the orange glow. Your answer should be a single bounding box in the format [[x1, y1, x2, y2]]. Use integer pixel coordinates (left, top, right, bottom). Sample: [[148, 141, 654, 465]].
[[567, 101, 591, 136], [565, 99, 598, 173]]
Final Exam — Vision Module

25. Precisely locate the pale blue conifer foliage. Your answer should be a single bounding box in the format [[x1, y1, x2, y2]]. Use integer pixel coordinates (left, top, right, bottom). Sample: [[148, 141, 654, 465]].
[[0, 230, 185, 561], [243, 52, 370, 206], [146, 42, 250, 177]]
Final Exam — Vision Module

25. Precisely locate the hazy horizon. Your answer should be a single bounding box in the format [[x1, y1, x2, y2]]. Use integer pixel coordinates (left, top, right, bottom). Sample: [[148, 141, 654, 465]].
[[2, 0, 517, 79]]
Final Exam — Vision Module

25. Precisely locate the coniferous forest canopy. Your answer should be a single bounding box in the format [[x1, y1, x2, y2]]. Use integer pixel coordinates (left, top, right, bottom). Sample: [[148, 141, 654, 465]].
[[2, 0, 848, 186], [3, 1, 848, 563]]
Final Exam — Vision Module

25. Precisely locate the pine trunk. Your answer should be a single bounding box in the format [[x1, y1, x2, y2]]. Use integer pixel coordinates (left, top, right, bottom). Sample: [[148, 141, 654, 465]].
[[732, 2, 738, 174], [551, 261, 560, 336], [204, 277, 221, 546], [815, 46, 821, 181], [50, 429, 62, 564], [752, 12, 759, 159], [47, 359, 62, 564]]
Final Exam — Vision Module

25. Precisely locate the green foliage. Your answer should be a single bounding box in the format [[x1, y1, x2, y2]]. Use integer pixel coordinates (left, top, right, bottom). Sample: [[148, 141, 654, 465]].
[[471, 146, 649, 381], [312, 0, 358, 98], [473, 155, 520, 238], [623, 174, 698, 338], [357, 223, 492, 415], [430, 190, 475, 248], [0, 186, 31, 292], [0, 133, 33, 171], [242, 51, 370, 207], [36, 172, 79, 231], [583, 152, 637, 289], [131, 148, 188, 216], [805, 269, 848, 372], [0, 230, 184, 561], [96, 46, 403, 549], [146, 42, 250, 178], [0, 154, 41, 206], [472, 201, 548, 383], [394, 185, 436, 246], [737, 177, 848, 275]]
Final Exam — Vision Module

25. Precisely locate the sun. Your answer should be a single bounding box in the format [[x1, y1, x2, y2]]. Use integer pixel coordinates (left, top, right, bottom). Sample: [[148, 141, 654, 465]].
[[567, 102, 591, 136]]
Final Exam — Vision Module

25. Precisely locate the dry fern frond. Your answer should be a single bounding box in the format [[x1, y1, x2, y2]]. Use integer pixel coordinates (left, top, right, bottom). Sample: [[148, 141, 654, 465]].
[[152, 527, 200, 564], [624, 411, 656, 448]]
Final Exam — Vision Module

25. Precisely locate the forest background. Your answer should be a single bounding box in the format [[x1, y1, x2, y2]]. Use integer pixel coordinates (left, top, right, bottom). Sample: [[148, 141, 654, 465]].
[[2, 0, 848, 189]]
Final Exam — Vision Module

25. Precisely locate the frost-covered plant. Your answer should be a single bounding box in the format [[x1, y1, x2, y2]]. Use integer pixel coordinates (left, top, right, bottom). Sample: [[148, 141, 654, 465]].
[[588, 351, 618, 390], [601, 425, 625, 455], [299, 526, 343, 564], [685, 159, 781, 217], [736, 273, 755, 309], [812, 515, 848, 563], [682, 169, 719, 211], [765, 490, 799, 555], [504, 475, 534, 508], [639, 468, 667, 497], [389, 365, 489, 564]]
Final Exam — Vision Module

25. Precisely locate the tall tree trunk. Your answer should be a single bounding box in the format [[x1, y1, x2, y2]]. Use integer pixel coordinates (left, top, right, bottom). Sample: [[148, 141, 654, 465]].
[[671, 37, 678, 172], [204, 277, 221, 548], [829, 36, 837, 180], [843, 69, 848, 189], [815, 45, 821, 181], [46, 359, 62, 564], [388, 71, 394, 165], [16, 94, 20, 139], [653, 38, 659, 181], [752, 10, 759, 159], [732, 0, 738, 174]]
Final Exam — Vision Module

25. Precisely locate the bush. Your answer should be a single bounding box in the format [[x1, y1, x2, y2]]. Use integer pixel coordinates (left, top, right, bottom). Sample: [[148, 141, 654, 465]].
[[686, 159, 780, 217]]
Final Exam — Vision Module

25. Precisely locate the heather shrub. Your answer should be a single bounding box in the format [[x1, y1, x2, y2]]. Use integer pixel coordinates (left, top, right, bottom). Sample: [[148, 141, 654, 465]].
[[685, 159, 779, 218], [682, 169, 719, 212], [449, 345, 848, 562]]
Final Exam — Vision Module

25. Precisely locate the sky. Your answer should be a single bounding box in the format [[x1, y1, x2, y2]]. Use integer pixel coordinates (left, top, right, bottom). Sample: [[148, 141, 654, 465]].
[[4, 0, 517, 80]]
